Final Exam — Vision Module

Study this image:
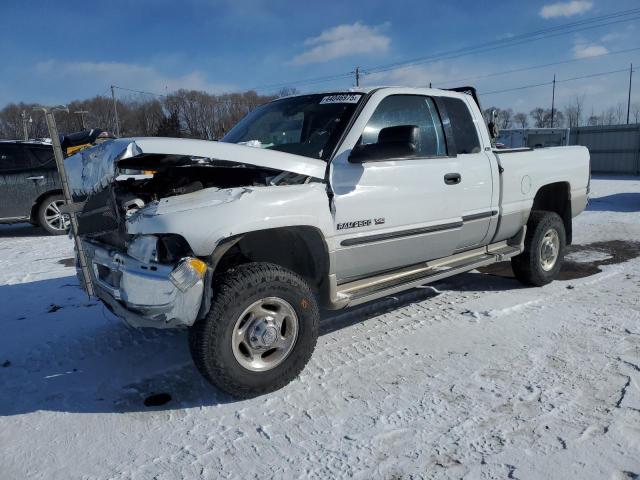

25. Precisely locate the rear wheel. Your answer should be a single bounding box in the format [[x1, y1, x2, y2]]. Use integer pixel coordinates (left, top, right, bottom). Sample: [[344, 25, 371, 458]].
[[511, 211, 566, 286], [189, 262, 319, 398], [37, 194, 70, 235]]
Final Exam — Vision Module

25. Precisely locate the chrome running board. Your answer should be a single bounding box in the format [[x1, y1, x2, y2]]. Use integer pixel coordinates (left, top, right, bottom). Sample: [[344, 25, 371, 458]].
[[328, 239, 523, 309]]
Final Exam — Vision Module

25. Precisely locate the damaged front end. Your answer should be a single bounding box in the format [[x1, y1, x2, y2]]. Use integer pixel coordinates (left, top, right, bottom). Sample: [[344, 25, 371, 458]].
[[83, 237, 209, 328], [65, 137, 324, 328]]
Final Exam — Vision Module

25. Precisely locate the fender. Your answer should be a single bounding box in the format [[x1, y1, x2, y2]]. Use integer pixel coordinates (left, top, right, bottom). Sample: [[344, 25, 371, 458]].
[[126, 182, 335, 256]]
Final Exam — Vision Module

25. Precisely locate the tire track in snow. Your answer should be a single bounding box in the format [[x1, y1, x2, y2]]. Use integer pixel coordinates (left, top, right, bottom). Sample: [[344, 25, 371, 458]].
[[307, 268, 620, 376]]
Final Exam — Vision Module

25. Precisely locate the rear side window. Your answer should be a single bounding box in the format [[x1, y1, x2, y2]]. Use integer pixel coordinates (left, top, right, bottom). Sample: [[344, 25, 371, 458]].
[[29, 147, 55, 166], [442, 97, 481, 154], [362, 95, 447, 157], [0, 145, 31, 172]]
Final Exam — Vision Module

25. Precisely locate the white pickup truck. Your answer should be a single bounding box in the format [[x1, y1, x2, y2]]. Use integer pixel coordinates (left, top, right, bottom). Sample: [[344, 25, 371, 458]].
[[66, 86, 590, 397]]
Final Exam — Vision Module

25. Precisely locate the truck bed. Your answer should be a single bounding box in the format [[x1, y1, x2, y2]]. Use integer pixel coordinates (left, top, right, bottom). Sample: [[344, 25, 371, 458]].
[[492, 145, 590, 243]]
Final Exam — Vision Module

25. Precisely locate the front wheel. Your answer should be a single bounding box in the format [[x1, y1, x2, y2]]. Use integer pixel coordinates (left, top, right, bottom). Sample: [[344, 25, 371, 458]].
[[511, 211, 566, 287], [189, 262, 319, 398], [37, 194, 70, 235]]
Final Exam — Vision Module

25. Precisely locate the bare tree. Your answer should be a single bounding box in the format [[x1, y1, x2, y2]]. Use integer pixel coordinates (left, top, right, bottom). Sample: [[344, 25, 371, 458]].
[[513, 112, 529, 128], [601, 107, 616, 126], [563, 95, 585, 128], [564, 105, 578, 128], [586, 115, 601, 126], [156, 111, 181, 137], [530, 107, 546, 128], [276, 87, 300, 98], [529, 107, 564, 128], [481, 107, 513, 129], [613, 102, 626, 125], [543, 109, 565, 128], [160, 89, 275, 140], [632, 102, 640, 124], [497, 108, 513, 129]]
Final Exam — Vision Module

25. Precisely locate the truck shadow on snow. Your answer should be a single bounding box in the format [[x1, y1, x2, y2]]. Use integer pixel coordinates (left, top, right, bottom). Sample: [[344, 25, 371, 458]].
[[0, 240, 638, 416], [0, 223, 48, 237], [587, 193, 640, 212], [479, 240, 640, 281]]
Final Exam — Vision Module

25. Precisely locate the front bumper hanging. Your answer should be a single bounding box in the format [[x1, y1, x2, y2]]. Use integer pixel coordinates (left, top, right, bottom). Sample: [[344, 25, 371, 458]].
[[80, 240, 205, 328]]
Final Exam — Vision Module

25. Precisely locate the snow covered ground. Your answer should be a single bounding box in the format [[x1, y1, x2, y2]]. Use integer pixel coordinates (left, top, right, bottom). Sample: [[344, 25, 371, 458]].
[[0, 176, 639, 479]]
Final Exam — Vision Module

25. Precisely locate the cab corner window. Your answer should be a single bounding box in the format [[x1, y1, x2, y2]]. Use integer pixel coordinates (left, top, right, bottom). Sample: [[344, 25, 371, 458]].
[[362, 95, 447, 158], [442, 97, 481, 154]]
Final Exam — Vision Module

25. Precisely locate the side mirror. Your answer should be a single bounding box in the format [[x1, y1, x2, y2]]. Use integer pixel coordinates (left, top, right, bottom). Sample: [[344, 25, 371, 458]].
[[349, 125, 419, 163]]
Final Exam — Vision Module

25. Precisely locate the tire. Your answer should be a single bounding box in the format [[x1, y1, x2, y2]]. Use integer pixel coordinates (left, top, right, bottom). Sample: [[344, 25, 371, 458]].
[[189, 262, 319, 398], [511, 211, 566, 287], [37, 194, 69, 235]]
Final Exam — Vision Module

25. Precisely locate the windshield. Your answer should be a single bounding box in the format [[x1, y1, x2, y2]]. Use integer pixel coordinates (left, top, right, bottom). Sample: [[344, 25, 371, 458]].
[[221, 93, 363, 160]]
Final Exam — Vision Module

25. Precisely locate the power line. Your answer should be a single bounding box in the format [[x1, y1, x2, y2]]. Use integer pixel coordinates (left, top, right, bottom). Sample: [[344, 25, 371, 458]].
[[365, 13, 640, 75], [112, 85, 167, 97], [108, 84, 271, 108], [480, 66, 636, 96], [106, 8, 640, 101], [250, 6, 640, 92], [434, 46, 640, 86], [251, 72, 355, 92], [481, 80, 554, 95]]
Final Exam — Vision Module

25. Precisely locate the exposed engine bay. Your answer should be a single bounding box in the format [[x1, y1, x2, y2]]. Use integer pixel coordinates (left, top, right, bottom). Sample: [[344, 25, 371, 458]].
[[64, 137, 327, 257], [115, 155, 313, 217], [76, 155, 313, 255]]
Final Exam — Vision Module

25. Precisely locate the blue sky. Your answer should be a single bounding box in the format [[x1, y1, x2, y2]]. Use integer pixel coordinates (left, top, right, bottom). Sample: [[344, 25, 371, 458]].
[[1, 0, 639, 116]]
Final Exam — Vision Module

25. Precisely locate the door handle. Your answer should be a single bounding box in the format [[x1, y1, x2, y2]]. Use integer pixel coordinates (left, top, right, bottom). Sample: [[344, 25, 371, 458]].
[[444, 173, 461, 185], [27, 176, 44, 181]]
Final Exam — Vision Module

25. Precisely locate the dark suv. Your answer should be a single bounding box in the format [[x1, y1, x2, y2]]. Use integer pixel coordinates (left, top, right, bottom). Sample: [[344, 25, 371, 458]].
[[0, 140, 68, 235]]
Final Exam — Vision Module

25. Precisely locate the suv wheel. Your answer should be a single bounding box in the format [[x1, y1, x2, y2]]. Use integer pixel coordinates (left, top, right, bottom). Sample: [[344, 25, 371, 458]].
[[189, 262, 319, 398], [511, 211, 566, 286], [38, 194, 70, 235]]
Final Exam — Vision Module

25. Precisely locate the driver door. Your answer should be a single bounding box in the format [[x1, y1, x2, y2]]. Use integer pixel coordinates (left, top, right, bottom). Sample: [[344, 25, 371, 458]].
[[329, 93, 463, 283]]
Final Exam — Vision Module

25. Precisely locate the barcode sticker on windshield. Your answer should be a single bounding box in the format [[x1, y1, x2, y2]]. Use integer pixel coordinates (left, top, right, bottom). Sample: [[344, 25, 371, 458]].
[[319, 94, 361, 104]]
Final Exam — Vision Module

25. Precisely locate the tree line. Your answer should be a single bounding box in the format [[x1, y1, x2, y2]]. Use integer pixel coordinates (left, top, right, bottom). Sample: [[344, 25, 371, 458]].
[[483, 95, 640, 130], [0, 88, 298, 140], [1, 88, 639, 140]]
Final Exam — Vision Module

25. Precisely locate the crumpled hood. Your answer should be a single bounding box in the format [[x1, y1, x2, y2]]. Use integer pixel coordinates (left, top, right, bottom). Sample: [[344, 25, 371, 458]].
[[64, 137, 326, 199]]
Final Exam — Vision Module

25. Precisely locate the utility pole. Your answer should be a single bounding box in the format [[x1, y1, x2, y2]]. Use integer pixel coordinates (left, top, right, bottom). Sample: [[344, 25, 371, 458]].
[[355, 66, 360, 87], [627, 63, 633, 125], [74, 110, 89, 130], [20, 110, 31, 141], [550, 74, 556, 128], [110, 85, 120, 136]]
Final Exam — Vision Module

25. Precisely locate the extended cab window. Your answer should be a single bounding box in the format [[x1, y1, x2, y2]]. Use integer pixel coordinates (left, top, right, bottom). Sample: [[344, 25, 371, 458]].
[[441, 97, 481, 154], [362, 95, 447, 157]]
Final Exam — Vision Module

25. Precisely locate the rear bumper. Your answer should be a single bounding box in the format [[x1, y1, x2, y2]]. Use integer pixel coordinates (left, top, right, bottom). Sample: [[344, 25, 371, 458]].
[[80, 240, 204, 328]]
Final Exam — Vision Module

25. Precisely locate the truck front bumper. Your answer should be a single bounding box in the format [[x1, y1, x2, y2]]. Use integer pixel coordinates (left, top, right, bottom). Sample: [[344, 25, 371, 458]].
[[80, 240, 205, 329]]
